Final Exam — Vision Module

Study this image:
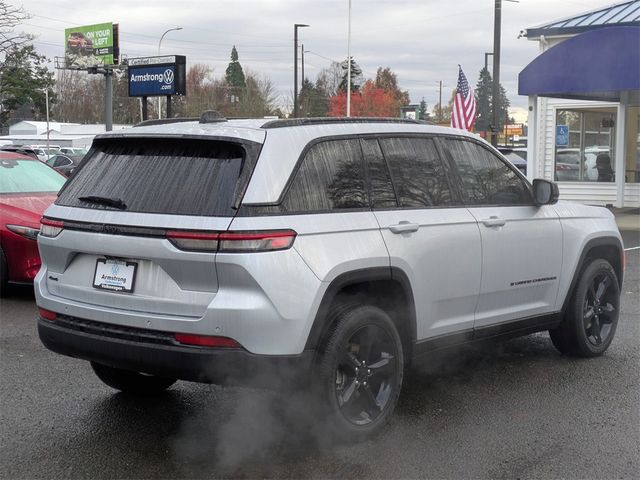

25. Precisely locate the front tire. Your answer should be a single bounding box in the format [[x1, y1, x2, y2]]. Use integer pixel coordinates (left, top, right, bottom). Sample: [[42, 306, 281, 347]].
[[91, 362, 177, 395], [550, 258, 620, 357], [315, 305, 404, 439]]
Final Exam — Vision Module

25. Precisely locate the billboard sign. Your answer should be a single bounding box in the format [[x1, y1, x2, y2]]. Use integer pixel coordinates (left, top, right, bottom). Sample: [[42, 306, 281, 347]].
[[128, 56, 186, 97], [65, 23, 119, 67]]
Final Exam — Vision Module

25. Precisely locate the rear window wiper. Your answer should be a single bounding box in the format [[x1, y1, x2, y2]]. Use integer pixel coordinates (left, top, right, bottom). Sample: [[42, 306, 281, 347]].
[[78, 195, 127, 210]]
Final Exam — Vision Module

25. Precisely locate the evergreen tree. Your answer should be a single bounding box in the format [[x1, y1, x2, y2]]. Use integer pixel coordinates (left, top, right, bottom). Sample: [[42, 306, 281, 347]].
[[474, 67, 510, 133], [338, 57, 362, 92], [475, 67, 493, 132], [0, 44, 55, 128], [224, 46, 246, 88], [418, 97, 429, 121], [299, 77, 328, 117]]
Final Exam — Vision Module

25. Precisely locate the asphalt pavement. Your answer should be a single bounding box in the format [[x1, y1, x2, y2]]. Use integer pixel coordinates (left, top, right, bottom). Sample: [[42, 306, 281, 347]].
[[1, 250, 638, 479]]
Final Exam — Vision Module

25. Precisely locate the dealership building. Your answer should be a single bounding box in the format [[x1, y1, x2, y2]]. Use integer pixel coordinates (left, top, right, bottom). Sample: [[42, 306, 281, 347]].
[[519, 0, 640, 208]]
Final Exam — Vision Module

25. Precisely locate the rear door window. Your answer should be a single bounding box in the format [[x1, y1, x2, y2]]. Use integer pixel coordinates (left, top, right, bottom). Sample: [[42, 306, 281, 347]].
[[379, 137, 454, 208], [56, 138, 250, 216]]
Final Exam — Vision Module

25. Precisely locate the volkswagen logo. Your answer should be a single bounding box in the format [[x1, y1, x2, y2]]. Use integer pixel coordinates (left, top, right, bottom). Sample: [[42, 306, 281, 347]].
[[111, 264, 120, 276], [163, 69, 174, 84]]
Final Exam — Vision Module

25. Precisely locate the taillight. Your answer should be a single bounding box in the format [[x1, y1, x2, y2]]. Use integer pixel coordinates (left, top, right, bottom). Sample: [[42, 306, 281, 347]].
[[6, 225, 40, 241], [166, 230, 219, 252], [38, 307, 57, 321], [166, 229, 296, 253], [174, 333, 241, 348], [218, 230, 296, 252], [40, 218, 64, 238]]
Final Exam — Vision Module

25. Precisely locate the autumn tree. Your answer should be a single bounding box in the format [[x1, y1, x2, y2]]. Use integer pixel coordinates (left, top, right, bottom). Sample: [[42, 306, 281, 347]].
[[328, 80, 397, 117], [0, 45, 55, 128], [374, 67, 409, 107], [432, 89, 455, 124]]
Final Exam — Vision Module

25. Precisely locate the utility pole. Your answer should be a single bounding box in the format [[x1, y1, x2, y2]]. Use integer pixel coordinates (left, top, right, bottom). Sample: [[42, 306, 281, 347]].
[[104, 69, 113, 131], [492, 0, 501, 146], [293, 23, 309, 118], [438, 80, 443, 123]]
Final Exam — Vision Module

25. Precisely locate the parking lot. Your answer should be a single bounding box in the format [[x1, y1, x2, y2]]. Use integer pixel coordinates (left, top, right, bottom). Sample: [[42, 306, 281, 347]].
[[1, 234, 638, 479]]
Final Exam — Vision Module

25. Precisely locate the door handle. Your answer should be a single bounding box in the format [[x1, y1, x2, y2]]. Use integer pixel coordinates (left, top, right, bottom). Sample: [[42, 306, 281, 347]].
[[389, 221, 419, 234], [482, 216, 506, 228]]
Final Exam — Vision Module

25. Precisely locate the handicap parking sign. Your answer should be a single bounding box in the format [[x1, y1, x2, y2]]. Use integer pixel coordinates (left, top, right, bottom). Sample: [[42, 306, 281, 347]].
[[556, 125, 569, 147]]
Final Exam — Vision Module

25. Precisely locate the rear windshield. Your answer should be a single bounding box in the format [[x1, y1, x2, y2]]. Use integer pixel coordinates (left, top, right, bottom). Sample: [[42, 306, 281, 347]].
[[0, 158, 66, 194], [56, 138, 247, 216]]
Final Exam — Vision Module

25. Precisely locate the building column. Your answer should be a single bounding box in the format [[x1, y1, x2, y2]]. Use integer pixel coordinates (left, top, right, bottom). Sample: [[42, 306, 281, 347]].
[[615, 91, 628, 207], [526, 95, 538, 182]]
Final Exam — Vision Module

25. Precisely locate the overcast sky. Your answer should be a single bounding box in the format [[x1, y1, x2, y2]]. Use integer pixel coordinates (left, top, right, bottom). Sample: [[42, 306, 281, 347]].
[[16, 0, 610, 122]]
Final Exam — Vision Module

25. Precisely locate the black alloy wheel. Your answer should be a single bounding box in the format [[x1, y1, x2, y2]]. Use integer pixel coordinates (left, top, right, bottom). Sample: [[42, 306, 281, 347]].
[[334, 324, 399, 426], [317, 304, 404, 438], [582, 273, 617, 347], [549, 258, 620, 357]]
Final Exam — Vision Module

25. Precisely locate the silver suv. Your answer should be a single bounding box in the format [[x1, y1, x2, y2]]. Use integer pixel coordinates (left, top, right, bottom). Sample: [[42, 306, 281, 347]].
[[36, 116, 624, 438]]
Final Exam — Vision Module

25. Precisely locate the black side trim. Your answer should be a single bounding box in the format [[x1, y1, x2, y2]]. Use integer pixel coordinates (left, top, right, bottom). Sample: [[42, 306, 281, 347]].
[[412, 312, 562, 360], [304, 267, 417, 352], [560, 236, 624, 313]]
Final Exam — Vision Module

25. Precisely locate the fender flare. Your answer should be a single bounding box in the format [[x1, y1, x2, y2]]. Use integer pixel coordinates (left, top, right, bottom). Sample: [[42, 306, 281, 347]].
[[561, 235, 624, 313], [304, 266, 417, 351]]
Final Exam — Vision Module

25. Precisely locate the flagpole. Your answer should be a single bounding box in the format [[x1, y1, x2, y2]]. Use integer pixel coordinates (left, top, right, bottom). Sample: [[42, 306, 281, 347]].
[[346, 0, 352, 117]]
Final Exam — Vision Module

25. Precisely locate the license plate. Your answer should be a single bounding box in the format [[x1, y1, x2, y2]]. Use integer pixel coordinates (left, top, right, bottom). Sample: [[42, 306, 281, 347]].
[[93, 258, 137, 293]]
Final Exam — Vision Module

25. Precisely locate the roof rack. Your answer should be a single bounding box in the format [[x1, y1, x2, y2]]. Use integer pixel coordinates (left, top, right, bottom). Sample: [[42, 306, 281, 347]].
[[134, 117, 199, 128], [261, 117, 424, 129]]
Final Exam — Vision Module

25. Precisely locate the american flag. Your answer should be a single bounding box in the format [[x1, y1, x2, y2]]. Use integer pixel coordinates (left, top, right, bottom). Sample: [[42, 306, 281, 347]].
[[451, 66, 477, 131]]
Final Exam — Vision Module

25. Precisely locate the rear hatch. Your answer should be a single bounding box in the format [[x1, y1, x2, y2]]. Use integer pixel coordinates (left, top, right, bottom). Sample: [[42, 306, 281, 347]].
[[40, 136, 260, 318]]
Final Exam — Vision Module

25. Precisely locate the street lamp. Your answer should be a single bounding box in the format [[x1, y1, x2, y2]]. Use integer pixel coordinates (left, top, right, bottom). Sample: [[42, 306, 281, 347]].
[[157, 26, 182, 119], [293, 23, 309, 118]]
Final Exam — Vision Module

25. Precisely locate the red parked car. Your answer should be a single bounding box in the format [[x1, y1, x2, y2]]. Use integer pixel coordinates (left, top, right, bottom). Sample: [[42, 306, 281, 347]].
[[0, 152, 66, 295]]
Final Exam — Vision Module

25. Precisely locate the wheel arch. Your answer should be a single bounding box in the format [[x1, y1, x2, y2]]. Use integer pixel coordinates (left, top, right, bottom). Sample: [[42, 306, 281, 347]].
[[561, 236, 624, 313], [305, 267, 417, 361]]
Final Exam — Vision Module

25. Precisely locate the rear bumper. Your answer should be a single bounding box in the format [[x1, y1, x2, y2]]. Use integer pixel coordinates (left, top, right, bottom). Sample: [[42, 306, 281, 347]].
[[38, 317, 315, 389]]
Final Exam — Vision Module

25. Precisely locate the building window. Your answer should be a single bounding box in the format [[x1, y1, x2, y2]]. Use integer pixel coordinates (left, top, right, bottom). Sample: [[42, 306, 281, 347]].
[[555, 108, 616, 182]]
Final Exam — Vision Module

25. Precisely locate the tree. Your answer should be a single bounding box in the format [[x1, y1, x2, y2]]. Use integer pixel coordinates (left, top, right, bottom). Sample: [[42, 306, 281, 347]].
[[0, 45, 55, 128], [315, 61, 342, 98], [474, 67, 510, 133], [338, 57, 362, 92], [225, 46, 246, 88], [418, 97, 429, 121], [374, 67, 410, 107], [0, 1, 32, 58], [432, 90, 455, 124], [299, 77, 328, 117], [328, 80, 397, 117]]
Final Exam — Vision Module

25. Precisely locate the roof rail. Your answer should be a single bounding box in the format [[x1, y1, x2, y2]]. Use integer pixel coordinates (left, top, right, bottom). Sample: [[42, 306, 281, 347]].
[[134, 117, 199, 127], [261, 117, 424, 129]]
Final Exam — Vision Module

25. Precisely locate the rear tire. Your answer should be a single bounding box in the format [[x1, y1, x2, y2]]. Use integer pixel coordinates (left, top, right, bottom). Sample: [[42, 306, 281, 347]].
[[549, 258, 620, 357], [91, 362, 177, 395], [315, 304, 404, 440]]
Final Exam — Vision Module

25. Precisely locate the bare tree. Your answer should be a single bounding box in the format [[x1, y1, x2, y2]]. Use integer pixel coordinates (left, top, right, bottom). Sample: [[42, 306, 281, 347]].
[[0, 1, 32, 59]]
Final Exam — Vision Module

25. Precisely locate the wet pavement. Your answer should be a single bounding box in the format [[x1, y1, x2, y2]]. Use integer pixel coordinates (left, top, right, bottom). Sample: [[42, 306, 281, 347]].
[[1, 249, 638, 479]]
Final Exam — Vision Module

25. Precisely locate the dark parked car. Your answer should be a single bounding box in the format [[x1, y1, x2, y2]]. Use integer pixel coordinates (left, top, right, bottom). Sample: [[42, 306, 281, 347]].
[[46, 154, 83, 176], [0, 152, 66, 295], [498, 147, 527, 175]]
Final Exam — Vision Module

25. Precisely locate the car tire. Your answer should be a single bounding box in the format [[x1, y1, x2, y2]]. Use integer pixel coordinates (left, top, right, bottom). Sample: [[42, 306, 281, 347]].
[[91, 362, 177, 395], [549, 258, 620, 357], [0, 247, 8, 298], [315, 304, 404, 440]]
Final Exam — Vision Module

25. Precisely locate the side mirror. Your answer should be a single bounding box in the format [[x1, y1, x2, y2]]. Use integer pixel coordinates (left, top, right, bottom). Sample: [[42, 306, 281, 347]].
[[532, 179, 559, 205]]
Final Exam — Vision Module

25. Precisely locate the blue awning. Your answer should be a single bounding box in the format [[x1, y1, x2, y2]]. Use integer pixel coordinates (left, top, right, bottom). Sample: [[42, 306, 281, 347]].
[[518, 26, 640, 101]]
